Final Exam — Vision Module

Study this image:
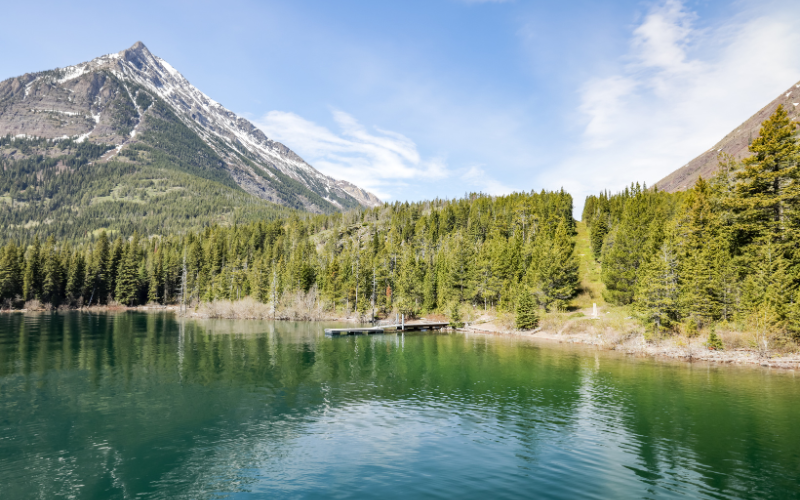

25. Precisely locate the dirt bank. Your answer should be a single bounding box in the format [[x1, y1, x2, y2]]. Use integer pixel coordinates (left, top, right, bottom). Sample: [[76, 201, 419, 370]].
[[459, 321, 800, 371]]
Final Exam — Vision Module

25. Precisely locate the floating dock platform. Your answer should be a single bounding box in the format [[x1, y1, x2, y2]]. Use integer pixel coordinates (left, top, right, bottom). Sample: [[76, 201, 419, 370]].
[[325, 322, 449, 336]]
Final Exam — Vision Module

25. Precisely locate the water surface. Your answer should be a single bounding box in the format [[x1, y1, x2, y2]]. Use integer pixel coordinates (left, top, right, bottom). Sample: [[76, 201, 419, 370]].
[[0, 312, 798, 499]]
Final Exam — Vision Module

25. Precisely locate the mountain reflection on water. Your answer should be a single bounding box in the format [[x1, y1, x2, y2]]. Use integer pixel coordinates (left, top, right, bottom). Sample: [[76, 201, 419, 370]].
[[0, 312, 797, 499]]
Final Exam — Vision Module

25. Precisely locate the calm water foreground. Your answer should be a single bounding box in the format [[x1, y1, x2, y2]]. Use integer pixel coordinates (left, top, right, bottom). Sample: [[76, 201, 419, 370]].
[[0, 313, 798, 499]]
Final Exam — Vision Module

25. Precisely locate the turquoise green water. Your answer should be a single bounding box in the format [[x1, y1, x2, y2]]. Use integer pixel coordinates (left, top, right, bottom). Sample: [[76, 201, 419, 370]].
[[0, 312, 798, 499]]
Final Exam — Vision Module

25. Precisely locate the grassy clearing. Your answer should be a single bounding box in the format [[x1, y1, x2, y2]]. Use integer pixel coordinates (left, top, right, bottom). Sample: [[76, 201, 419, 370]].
[[571, 221, 606, 311]]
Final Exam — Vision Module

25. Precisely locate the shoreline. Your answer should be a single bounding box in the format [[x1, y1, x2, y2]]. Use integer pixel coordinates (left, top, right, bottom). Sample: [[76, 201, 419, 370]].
[[0, 303, 366, 323], [459, 324, 800, 371], [4, 306, 799, 370]]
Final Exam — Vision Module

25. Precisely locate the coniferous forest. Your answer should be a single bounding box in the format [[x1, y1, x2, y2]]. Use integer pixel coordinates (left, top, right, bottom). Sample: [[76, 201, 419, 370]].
[[0, 189, 578, 322], [2, 105, 800, 346], [585, 105, 800, 342]]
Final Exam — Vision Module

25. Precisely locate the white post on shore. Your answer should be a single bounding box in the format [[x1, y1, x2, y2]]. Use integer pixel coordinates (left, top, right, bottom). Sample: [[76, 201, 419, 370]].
[[592, 303, 598, 318]]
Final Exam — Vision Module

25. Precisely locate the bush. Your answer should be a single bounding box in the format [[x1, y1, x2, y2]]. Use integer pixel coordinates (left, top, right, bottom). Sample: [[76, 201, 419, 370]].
[[24, 299, 42, 311]]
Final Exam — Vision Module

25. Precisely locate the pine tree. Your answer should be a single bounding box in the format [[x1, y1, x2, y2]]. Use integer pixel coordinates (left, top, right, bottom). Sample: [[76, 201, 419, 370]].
[[41, 238, 63, 306], [730, 105, 800, 246], [590, 217, 608, 261], [529, 220, 579, 311], [673, 179, 721, 325], [0, 244, 23, 301], [23, 237, 42, 301], [515, 289, 539, 330], [707, 325, 724, 350], [634, 242, 679, 331], [447, 300, 464, 328], [86, 231, 110, 305], [739, 241, 794, 325], [115, 238, 140, 306], [601, 187, 658, 305], [108, 237, 125, 301], [148, 263, 160, 304], [65, 251, 86, 302]]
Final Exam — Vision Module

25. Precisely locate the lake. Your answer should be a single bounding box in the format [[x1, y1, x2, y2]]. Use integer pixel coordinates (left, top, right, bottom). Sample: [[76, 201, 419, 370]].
[[0, 312, 798, 499]]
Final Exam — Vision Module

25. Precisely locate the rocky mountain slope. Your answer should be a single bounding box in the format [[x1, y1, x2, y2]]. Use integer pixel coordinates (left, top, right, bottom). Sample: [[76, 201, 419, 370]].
[[0, 42, 381, 212], [655, 79, 800, 192]]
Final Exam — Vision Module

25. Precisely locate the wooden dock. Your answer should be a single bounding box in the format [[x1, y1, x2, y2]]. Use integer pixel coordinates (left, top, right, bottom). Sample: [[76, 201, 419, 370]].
[[325, 322, 450, 336]]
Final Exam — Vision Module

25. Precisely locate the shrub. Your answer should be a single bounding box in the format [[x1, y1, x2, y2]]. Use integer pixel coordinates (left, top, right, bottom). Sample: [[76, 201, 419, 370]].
[[24, 299, 42, 311]]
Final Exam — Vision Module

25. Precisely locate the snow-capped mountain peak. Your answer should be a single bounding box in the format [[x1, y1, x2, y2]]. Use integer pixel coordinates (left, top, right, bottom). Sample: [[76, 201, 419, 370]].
[[0, 42, 381, 212]]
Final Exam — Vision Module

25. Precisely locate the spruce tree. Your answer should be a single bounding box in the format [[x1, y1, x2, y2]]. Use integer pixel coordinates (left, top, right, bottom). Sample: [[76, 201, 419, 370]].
[[86, 232, 110, 305], [739, 241, 793, 325], [707, 325, 724, 350], [601, 187, 657, 305], [115, 240, 140, 306], [634, 242, 678, 331], [23, 237, 42, 301], [447, 300, 464, 328], [0, 244, 23, 300], [148, 263, 160, 304], [65, 252, 85, 302], [731, 105, 800, 246], [529, 220, 579, 311], [515, 289, 539, 330], [590, 217, 608, 261], [41, 238, 63, 306], [674, 179, 721, 324]]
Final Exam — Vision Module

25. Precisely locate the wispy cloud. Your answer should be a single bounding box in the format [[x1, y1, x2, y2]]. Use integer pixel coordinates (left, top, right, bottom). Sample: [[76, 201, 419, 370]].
[[255, 110, 449, 200], [544, 0, 800, 212], [462, 166, 512, 196]]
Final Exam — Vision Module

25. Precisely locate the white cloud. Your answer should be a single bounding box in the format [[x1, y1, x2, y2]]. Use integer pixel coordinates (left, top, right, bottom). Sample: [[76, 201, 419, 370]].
[[544, 0, 800, 215], [630, 0, 696, 73], [462, 166, 513, 196], [255, 110, 449, 200]]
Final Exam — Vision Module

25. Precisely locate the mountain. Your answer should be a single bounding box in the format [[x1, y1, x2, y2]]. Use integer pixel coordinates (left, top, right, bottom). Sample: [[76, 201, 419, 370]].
[[655, 79, 800, 192], [0, 42, 381, 219]]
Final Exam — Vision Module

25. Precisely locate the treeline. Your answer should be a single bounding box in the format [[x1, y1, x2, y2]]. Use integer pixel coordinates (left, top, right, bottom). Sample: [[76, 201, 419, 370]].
[[584, 105, 800, 338], [0, 190, 580, 319]]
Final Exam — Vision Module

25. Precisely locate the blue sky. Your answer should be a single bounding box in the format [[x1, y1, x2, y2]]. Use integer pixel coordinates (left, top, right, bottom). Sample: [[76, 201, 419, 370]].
[[3, 0, 800, 214]]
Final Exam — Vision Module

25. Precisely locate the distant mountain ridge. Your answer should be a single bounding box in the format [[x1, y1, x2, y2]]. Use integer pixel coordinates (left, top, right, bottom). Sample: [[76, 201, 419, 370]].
[[655, 79, 800, 192], [0, 41, 381, 211]]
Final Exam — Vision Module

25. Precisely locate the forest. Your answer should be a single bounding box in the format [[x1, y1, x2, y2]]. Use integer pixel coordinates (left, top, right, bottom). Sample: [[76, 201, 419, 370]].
[[0, 188, 577, 328], [1, 105, 798, 344], [584, 105, 800, 342]]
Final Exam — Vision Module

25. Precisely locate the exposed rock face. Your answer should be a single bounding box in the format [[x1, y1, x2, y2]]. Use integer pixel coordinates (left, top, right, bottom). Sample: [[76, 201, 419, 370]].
[[0, 42, 382, 211], [334, 179, 383, 208], [655, 80, 800, 192]]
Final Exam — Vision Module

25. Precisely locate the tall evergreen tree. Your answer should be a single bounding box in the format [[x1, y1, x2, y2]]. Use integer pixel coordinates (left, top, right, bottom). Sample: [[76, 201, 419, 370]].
[[65, 251, 86, 302], [115, 235, 141, 306], [590, 217, 608, 261], [601, 186, 659, 305], [529, 220, 579, 311], [41, 238, 63, 306], [731, 105, 800, 246], [515, 288, 539, 330], [635, 242, 679, 331], [23, 237, 42, 301]]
